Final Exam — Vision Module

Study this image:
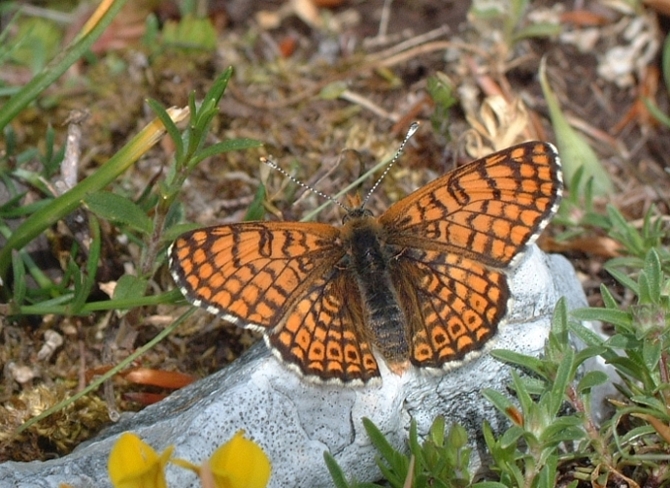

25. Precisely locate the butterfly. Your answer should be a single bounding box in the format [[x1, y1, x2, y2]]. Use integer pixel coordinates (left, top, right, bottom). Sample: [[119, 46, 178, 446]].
[[169, 139, 562, 384]]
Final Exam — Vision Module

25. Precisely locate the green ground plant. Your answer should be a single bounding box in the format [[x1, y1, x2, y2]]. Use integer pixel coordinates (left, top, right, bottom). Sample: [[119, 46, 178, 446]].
[[0, 1, 260, 436]]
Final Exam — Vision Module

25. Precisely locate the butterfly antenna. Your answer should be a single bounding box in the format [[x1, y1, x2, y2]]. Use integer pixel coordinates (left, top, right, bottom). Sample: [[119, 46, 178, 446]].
[[361, 122, 420, 207], [261, 156, 349, 211]]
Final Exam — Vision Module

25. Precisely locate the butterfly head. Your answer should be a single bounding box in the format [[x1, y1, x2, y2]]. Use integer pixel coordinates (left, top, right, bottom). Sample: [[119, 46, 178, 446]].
[[342, 207, 374, 223], [341, 194, 373, 223]]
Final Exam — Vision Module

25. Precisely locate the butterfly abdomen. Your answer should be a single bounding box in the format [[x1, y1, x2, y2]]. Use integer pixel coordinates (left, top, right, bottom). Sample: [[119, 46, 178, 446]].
[[343, 216, 410, 369]]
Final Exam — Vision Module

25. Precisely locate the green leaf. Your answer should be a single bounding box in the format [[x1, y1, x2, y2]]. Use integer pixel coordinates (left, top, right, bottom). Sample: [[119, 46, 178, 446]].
[[84, 191, 152, 235], [641, 249, 662, 304], [11, 251, 26, 306], [567, 320, 605, 347], [574, 346, 609, 368], [190, 138, 263, 167], [536, 454, 558, 488], [244, 184, 267, 222], [577, 370, 609, 394], [163, 222, 202, 244], [162, 14, 217, 51], [113, 275, 148, 301], [571, 308, 633, 329], [482, 388, 514, 417], [362, 418, 403, 471], [600, 284, 619, 309], [663, 31, 670, 94], [428, 416, 446, 448], [511, 22, 562, 42], [490, 349, 545, 377], [603, 265, 640, 296], [323, 451, 352, 488], [70, 216, 101, 314], [511, 370, 535, 417], [539, 57, 613, 196], [641, 338, 661, 372], [499, 425, 525, 449], [643, 97, 670, 128], [147, 98, 184, 162]]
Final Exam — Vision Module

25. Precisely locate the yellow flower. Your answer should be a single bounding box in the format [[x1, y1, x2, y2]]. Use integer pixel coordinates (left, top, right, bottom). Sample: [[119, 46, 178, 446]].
[[108, 432, 173, 488], [207, 430, 271, 488]]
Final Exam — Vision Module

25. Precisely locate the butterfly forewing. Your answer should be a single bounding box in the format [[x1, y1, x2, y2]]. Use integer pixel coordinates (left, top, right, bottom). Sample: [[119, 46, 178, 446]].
[[169, 222, 344, 329], [379, 141, 562, 267]]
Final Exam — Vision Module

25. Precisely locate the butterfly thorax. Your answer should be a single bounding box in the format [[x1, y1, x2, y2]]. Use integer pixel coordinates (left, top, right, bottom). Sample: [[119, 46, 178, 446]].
[[340, 213, 410, 372]]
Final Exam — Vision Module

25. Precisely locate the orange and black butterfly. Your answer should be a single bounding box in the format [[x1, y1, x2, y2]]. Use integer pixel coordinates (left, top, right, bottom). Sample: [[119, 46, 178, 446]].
[[169, 139, 562, 384]]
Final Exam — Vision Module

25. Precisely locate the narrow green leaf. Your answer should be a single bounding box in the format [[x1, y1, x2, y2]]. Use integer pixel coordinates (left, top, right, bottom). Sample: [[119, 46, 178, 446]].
[[663, 32, 670, 94], [511, 370, 534, 415], [629, 395, 667, 411], [499, 425, 525, 449], [511, 22, 562, 42], [190, 138, 263, 167], [482, 388, 513, 413], [408, 418, 421, 456], [642, 249, 662, 304], [490, 349, 545, 377], [202, 66, 234, 107], [11, 251, 26, 306], [552, 298, 569, 339], [113, 275, 148, 301], [548, 346, 574, 417], [600, 284, 619, 309], [243, 184, 267, 222], [603, 266, 640, 296], [536, 454, 558, 488], [577, 370, 609, 393], [323, 451, 352, 488], [70, 216, 101, 314], [643, 97, 670, 128], [362, 418, 398, 464], [163, 222, 202, 243], [84, 191, 152, 234], [641, 338, 661, 372], [147, 98, 184, 162], [567, 320, 605, 347], [574, 346, 609, 368], [539, 57, 613, 196], [571, 308, 633, 329], [429, 416, 446, 448]]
